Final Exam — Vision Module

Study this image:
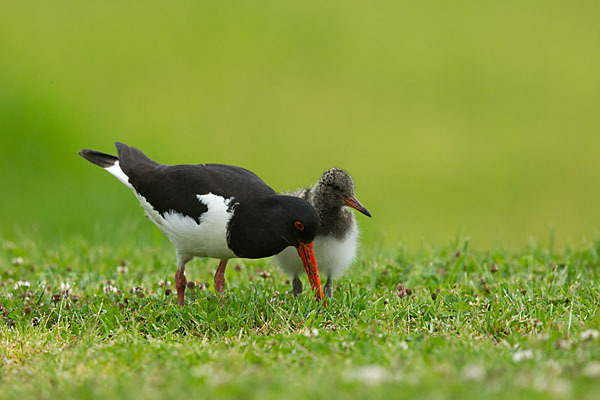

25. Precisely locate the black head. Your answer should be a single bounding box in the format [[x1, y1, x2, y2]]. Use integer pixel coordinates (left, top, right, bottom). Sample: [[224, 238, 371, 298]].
[[313, 168, 371, 217], [276, 195, 320, 246], [227, 195, 320, 259]]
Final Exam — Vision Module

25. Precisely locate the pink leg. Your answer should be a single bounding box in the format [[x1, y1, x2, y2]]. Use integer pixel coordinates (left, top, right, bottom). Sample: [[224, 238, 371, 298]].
[[175, 269, 187, 306], [214, 259, 228, 293]]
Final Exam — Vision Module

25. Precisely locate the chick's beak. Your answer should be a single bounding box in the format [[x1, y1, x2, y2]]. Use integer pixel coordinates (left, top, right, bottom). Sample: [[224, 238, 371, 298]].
[[296, 242, 325, 306], [345, 194, 372, 217]]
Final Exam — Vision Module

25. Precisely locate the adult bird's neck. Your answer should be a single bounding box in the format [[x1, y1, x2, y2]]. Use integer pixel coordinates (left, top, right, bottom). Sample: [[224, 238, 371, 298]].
[[226, 196, 290, 259]]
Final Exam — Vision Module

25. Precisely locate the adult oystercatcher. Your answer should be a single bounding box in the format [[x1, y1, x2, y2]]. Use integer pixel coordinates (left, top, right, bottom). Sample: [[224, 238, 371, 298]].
[[274, 168, 371, 297], [79, 142, 324, 305]]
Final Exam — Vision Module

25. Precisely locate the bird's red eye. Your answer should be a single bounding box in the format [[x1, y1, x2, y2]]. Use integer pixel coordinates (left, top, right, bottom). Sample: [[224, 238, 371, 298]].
[[295, 221, 304, 231]]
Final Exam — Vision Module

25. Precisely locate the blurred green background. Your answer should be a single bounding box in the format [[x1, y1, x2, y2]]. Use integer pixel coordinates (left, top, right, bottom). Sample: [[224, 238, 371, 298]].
[[1, 1, 599, 249]]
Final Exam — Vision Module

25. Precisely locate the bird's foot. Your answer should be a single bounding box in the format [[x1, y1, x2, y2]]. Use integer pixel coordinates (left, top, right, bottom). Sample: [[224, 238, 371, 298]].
[[175, 269, 187, 306], [292, 276, 303, 297], [324, 278, 333, 298]]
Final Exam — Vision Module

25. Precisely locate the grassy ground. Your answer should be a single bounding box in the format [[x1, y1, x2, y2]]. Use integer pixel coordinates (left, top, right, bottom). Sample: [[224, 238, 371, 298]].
[[1, 228, 599, 400], [2, 3, 599, 398]]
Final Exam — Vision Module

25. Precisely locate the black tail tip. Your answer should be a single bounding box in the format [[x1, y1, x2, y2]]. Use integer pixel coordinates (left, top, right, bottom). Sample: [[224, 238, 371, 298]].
[[79, 148, 118, 168]]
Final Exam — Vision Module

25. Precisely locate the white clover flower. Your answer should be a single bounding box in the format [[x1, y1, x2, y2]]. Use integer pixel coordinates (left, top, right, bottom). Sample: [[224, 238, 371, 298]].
[[343, 365, 392, 386], [11, 257, 24, 266], [513, 349, 533, 363], [580, 329, 599, 341], [13, 280, 31, 290], [583, 362, 600, 378], [103, 284, 118, 294], [302, 328, 319, 338], [462, 364, 486, 381]]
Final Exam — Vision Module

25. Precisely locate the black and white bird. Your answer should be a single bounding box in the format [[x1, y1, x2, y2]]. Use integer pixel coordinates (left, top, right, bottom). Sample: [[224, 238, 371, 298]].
[[274, 168, 371, 298], [79, 142, 324, 305]]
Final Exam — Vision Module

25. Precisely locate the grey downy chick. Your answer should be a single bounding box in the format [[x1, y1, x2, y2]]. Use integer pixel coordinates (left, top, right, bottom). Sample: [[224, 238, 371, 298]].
[[274, 168, 371, 297]]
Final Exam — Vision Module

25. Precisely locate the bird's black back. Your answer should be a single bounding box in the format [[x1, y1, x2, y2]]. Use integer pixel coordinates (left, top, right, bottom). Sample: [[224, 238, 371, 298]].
[[115, 143, 277, 222]]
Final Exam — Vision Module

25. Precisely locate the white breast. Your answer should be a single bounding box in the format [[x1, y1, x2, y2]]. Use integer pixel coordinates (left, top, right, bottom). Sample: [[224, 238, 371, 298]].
[[160, 194, 237, 260], [274, 219, 359, 280], [105, 162, 236, 260]]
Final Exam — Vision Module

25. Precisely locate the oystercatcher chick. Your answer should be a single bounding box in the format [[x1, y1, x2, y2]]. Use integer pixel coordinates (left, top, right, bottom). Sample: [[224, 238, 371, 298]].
[[275, 168, 371, 298], [79, 142, 324, 306]]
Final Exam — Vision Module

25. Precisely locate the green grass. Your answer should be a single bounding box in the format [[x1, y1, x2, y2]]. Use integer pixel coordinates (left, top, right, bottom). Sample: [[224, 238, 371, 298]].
[[2, 229, 600, 399], [2, 2, 600, 398]]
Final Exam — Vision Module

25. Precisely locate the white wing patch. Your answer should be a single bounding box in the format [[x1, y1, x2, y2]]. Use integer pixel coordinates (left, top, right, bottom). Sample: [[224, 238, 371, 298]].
[[102, 161, 236, 260], [146, 193, 236, 260]]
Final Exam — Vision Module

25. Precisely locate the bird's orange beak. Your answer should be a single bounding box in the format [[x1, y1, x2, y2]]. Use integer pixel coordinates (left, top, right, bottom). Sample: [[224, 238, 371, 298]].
[[345, 194, 372, 217], [297, 242, 326, 306]]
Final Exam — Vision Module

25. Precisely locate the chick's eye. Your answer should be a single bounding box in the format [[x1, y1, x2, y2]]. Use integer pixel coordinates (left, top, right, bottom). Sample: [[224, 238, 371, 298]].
[[294, 221, 304, 231]]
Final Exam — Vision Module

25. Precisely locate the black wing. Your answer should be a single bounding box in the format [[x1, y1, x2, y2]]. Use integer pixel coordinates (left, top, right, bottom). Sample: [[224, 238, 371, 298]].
[[115, 142, 277, 222]]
